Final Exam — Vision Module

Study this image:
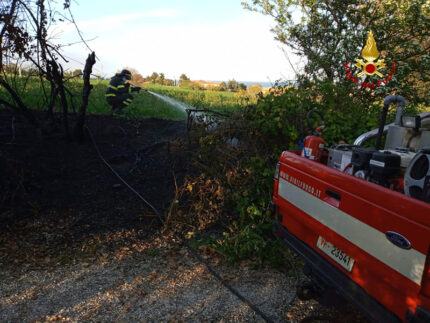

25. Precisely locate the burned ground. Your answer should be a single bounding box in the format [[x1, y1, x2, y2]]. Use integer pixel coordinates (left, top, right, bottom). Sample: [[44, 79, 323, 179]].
[[0, 109, 193, 269], [0, 109, 368, 322]]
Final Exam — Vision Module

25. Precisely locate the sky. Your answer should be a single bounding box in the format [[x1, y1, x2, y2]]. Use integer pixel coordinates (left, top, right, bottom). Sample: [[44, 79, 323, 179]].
[[54, 0, 301, 83]]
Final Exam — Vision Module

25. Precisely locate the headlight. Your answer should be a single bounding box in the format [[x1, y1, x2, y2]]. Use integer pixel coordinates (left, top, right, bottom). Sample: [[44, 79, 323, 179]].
[[401, 115, 421, 129]]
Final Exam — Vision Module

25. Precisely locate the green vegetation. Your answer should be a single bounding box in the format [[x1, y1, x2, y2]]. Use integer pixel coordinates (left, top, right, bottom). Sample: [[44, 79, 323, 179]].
[[142, 72, 248, 93], [170, 82, 426, 268], [143, 71, 175, 86], [243, 0, 430, 106], [144, 84, 255, 112], [2, 0, 428, 270], [167, 0, 429, 268], [0, 75, 258, 120], [129, 91, 187, 120], [0, 76, 187, 120]]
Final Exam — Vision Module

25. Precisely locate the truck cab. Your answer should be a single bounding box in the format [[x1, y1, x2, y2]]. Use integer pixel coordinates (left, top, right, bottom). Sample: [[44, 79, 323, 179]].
[[272, 96, 430, 322]]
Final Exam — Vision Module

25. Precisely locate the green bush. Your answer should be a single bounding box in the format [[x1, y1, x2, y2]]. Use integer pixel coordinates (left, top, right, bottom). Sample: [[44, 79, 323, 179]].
[[172, 80, 428, 268], [246, 81, 426, 150], [246, 86, 318, 152]]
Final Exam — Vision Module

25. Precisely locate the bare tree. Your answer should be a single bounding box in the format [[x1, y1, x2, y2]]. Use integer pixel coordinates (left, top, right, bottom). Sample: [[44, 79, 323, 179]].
[[0, 0, 96, 140]]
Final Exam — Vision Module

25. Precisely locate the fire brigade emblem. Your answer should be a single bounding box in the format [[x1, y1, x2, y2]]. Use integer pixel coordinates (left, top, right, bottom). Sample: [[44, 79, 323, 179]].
[[355, 30, 385, 77]]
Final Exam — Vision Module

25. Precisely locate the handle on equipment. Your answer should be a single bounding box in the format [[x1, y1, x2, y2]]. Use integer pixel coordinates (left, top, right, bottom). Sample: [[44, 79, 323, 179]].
[[128, 82, 147, 92], [306, 110, 325, 133], [375, 95, 406, 150]]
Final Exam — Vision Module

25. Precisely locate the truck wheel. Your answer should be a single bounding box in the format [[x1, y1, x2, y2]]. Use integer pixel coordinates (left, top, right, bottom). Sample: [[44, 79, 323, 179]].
[[296, 280, 317, 301]]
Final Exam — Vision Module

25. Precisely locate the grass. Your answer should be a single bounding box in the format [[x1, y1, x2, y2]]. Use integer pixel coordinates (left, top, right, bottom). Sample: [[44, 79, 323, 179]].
[[144, 84, 254, 113], [0, 76, 257, 120], [86, 80, 187, 120], [0, 77, 184, 120], [0, 77, 255, 120]]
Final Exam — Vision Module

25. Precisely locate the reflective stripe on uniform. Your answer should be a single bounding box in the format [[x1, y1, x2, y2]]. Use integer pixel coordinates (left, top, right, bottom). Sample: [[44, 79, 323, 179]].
[[123, 100, 131, 106], [108, 84, 118, 90], [105, 93, 116, 97], [117, 85, 125, 89], [126, 98, 133, 102]]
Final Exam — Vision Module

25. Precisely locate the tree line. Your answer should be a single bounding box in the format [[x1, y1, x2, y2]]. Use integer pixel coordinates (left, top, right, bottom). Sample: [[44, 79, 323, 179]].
[[125, 69, 252, 93], [2, 63, 83, 78]]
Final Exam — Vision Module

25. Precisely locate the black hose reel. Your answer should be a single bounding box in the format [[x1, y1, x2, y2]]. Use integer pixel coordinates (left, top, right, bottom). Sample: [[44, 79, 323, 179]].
[[306, 110, 325, 134], [405, 148, 430, 203]]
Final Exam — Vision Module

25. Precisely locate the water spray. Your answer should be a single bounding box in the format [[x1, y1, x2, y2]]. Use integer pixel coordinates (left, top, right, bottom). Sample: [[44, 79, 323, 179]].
[[146, 91, 192, 113]]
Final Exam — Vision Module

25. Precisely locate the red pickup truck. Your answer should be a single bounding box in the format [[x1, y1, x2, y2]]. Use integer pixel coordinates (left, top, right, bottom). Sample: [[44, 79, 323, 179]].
[[272, 96, 430, 322]]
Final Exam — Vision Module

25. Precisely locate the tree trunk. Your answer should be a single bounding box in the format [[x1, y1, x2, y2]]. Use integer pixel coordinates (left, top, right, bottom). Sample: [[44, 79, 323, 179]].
[[74, 52, 96, 142], [59, 83, 69, 139], [47, 87, 58, 121]]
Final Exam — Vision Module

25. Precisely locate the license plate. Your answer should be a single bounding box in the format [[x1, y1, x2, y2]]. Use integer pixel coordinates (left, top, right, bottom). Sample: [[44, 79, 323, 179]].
[[316, 236, 355, 272]]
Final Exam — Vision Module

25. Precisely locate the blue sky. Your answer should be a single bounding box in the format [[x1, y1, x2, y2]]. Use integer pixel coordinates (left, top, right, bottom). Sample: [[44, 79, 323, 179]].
[[56, 0, 300, 82]]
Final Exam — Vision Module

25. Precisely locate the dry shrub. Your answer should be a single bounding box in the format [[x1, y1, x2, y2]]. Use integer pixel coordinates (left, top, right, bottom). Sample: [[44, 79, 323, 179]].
[[166, 173, 225, 232]]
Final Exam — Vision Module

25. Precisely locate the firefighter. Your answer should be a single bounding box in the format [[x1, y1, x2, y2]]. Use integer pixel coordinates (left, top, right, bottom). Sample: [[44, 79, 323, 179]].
[[105, 69, 142, 114]]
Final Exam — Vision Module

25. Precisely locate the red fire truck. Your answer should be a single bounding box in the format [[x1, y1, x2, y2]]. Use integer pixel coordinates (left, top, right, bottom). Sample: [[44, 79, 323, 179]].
[[272, 96, 430, 322]]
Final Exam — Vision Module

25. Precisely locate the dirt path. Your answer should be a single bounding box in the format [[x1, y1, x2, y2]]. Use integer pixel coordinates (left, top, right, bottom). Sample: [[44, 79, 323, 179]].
[[0, 233, 298, 322], [1, 230, 364, 323]]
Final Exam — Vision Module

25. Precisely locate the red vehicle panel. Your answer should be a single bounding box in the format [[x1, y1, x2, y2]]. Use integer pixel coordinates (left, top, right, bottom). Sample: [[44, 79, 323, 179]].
[[273, 151, 430, 321]]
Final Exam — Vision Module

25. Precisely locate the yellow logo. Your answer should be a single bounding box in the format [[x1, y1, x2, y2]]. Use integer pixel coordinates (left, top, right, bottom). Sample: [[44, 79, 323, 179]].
[[354, 31, 385, 77]]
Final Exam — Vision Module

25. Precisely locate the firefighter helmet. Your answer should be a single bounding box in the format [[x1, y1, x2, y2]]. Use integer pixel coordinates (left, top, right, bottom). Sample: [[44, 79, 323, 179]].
[[120, 69, 132, 80]]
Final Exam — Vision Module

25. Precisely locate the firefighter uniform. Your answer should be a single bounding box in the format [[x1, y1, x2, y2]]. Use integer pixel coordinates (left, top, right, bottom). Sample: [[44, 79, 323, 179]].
[[105, 69, 140, 113]]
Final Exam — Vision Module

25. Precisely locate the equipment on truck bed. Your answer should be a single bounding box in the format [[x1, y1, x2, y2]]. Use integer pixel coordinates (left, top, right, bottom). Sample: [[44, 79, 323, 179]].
[[324, 96, 430, 198], [405, 148, 430, 203], [272, 95, 430, 322], [300, 110, 325, 161]]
